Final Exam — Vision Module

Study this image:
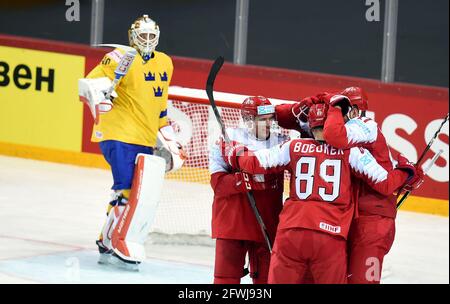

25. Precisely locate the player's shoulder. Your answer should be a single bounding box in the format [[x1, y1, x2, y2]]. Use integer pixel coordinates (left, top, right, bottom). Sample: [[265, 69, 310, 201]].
[[98, 48, 125, 70], [102, 48, 126, 64], [347, 117, 378, 133], [226, 127, 243, 142], [153, 51, 173, 66], [276, 133, 290, 143], [353, 116, 378, 126]]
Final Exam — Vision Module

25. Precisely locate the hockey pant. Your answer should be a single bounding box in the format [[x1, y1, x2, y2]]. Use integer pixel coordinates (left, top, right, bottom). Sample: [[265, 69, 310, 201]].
[[214, 238, 271, 284], [347, 215, 395, 284], [268, 228, 347, 284]]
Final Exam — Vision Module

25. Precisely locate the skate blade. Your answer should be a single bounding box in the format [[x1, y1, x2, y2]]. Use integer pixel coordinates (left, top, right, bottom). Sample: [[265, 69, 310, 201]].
[[97, 253, 112, 265], [108, 254, 140, 272]]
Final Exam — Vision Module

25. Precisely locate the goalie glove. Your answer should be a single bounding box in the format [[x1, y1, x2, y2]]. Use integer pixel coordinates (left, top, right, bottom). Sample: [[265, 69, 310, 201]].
[[78, 77, 118, 124], [155, 125, 187, 173]]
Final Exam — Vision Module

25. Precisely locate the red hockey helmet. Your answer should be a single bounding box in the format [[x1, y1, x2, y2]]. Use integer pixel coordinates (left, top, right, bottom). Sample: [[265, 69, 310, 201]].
[[241, 96, 275, 121], [340, 87, 369, 111], [308, 103, 328, 128]]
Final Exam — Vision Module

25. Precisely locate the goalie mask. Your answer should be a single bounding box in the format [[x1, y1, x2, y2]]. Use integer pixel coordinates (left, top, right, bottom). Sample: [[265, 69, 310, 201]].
[[128, 14, 160, 62], [241, 96, 280, 140]]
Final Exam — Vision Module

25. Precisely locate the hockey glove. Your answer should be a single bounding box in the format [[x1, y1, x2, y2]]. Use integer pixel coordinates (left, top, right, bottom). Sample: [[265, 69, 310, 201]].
[[319, 93, 351, 116], [234, 172, 281, 192], [292, 96, 318, 123], [220, 139, 248, 170], [396, 154, 425, 191]]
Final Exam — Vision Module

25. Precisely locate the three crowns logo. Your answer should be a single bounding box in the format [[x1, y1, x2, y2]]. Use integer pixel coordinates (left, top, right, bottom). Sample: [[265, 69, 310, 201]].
[[153, 86, 163, 97], [160, 72, 168, 81], [144, 72, 155, 81], [144, 71, 168, 82]]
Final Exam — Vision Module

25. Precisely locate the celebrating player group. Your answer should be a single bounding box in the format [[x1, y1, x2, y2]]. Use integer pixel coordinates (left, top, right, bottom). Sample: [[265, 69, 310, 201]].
[[213, 91, 424, 284], [78, 14, 428, 283]]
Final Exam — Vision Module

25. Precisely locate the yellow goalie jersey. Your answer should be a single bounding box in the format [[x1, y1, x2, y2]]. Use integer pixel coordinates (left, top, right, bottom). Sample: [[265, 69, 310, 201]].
[[87, 47, 173, 147]]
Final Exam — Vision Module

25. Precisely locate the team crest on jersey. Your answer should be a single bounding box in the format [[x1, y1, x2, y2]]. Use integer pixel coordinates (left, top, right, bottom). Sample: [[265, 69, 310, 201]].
[[153, 86, 163, 97], [144, 72, 156, 81], [160, 72, 168, 81]]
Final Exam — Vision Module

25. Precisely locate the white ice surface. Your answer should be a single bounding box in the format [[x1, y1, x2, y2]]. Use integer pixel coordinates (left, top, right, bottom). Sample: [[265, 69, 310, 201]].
[[0, 155, 447, 284]]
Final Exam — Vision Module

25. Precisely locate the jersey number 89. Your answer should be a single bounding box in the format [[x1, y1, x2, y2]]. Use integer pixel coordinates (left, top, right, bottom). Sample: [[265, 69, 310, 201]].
[[295, 157, 342, 202]]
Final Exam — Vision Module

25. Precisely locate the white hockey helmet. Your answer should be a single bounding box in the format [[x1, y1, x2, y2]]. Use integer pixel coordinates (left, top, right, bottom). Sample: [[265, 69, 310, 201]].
[[128, 14, 160, 61]]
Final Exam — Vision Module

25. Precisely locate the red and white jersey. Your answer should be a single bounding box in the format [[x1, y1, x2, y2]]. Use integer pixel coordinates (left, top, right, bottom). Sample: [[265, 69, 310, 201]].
[[323, 106, 399, 218], [209, 128, 287, 243], [237, 138, 408, 239], [209, 128, 287, 174]]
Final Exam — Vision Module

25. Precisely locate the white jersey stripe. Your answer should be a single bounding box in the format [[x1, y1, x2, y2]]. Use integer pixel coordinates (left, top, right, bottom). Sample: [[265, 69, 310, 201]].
[[254, 140, 292, 169], [349, 147, 388, 183]]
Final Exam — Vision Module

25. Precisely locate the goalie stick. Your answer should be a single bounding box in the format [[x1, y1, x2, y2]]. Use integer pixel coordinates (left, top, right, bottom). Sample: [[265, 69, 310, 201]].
[[206, 56, 273, 253], [396, 113, 449, 209], [96, 44, 138, 99], [95, 43, 137, 99]]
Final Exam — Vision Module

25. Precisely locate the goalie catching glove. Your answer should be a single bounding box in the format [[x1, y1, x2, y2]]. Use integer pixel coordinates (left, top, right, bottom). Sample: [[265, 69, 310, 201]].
[[78, 77, 118, 124], [155, 125, 187, 172]]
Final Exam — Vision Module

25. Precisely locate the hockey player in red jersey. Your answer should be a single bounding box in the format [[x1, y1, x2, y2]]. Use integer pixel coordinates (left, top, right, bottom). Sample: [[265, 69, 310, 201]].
[[321, 87, 424, 283], [209, 96, 287, 284], [221, 102, 423, 284]]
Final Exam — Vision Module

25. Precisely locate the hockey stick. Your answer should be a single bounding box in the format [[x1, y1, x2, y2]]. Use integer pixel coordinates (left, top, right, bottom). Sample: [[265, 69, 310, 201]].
[[396, 149, 443, 209], [105, 48, 137, 99], [206, 56, 273, 253], [94, 44, 138, 99], [80, 45, 138, 124], [396, 113, 449, 209]]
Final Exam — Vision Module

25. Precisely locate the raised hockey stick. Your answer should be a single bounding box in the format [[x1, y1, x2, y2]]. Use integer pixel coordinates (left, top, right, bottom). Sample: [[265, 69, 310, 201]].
[[206, 56, 273, 253], [105, 49, 137, 99], [95, 44, 138, 99], [396, 113, 449, 209]]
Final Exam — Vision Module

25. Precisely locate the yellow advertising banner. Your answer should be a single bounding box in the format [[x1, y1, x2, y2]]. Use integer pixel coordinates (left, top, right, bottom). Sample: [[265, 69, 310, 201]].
[[0, 45, 84, 152]]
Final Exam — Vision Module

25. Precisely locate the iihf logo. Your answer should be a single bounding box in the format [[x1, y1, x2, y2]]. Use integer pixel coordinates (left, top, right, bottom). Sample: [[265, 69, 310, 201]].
[[160, 72, 168, 81], [153, 87, 163, 97], [144, 72, 155, 81]]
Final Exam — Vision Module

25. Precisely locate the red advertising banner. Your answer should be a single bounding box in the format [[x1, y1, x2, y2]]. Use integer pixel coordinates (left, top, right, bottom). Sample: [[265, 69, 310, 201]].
[[0, 34, 448, 202]]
